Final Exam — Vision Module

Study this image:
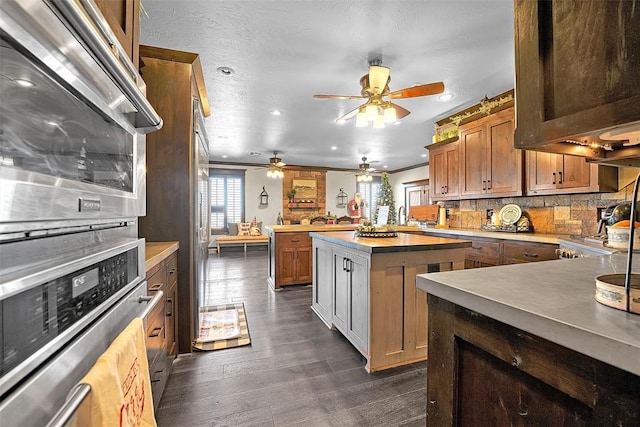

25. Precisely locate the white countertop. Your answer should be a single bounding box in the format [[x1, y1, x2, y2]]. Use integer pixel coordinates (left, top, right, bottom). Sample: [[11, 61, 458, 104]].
[[416, 254, 640, 376]]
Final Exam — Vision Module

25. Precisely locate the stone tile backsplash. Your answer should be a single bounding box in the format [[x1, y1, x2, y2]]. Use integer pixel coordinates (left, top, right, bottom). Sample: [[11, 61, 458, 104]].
[[442, 186, 635, 236]]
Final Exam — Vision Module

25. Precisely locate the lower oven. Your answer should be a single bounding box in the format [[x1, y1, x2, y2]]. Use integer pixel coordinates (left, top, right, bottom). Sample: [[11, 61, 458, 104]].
[[0, 228, 158, 426]]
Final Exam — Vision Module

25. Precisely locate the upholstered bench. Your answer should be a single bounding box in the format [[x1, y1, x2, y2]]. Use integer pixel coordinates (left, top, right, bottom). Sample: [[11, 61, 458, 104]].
[[215, 234, 269, 253]]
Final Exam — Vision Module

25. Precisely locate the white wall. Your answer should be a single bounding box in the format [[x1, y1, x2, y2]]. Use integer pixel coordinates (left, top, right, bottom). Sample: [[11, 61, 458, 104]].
[[389, 165, 429, 209], [245, 167, 283, 226], [326, 171, 358, 217]]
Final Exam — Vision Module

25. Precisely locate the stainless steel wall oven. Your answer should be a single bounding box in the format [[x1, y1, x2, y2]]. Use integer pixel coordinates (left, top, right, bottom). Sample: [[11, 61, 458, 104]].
[[0, 0, 162, 424]]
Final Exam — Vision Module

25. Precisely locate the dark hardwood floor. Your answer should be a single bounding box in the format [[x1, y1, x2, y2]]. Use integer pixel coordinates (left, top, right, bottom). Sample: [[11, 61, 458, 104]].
[[156, 248, 427, 426]]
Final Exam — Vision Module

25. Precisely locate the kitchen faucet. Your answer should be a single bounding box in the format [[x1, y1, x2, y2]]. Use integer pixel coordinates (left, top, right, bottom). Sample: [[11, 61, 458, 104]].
[[398, 206, 406, 225]]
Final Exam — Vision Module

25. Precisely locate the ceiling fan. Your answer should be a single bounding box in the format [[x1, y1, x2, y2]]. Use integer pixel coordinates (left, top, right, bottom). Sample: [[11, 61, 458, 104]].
[[355, 157, 375, 182], [313, 61, 445, 127], [266, 151, 286, 178]]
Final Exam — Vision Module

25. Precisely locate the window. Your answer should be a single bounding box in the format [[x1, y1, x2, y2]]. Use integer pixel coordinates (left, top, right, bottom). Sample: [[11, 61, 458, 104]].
[[357, 176, 381, 220], [210, 169, 244, 234]]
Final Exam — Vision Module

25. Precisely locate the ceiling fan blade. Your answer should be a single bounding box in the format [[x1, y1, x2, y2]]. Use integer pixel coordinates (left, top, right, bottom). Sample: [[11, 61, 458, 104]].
[[368, 65, 390, 95], [388, 82, 445, 99], [314, 94, 365, 100], [336, 104, 364, 122], [391, 102, 411, 119]]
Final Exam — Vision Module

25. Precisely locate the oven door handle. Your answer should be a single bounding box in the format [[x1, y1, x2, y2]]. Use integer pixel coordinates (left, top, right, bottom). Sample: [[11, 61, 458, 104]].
[[138, 290, 164, 319], [45, 383, 91, 427], [54, 0, 163, 133]]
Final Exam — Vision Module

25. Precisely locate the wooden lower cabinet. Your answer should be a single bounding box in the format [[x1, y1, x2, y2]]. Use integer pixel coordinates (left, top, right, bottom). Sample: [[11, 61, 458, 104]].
[[427, 296, 640, 425], [268, 230, 313, 289], [144, 251, 178, 409]]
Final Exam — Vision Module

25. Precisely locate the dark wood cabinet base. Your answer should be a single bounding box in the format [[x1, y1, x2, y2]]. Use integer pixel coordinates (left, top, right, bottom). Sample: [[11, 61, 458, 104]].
[[427, 295, 640, 425]]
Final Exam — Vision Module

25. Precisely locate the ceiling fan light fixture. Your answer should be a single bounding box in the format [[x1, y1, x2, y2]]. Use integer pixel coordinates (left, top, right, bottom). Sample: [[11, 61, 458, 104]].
[[356, 110, 368, 127], [373, 114, 385, 129], [365, 104, 378, 121], [383, 105, 397, 123]]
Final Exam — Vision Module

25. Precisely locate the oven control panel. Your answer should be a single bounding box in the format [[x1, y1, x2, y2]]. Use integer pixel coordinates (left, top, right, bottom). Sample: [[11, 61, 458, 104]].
[[1, 248, 138, 379]]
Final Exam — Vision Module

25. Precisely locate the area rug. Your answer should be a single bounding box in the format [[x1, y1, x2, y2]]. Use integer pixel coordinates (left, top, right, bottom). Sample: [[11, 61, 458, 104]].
[[193, 302, 251, 351]]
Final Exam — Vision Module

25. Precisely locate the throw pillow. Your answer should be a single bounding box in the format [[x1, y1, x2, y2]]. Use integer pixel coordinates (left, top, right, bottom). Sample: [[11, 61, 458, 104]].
[[249, 227, 261, 236], [238, 222, 252, 236], [228, 222, 239, 236]]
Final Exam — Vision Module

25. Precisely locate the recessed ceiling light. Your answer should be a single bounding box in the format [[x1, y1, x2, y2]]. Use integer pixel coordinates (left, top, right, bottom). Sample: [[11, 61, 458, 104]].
[[221, 154, 228, 158], [249, 151, 263, 156], [14, 79, 35, 87], [330, 146, 337, 150], [383, 165, 388, 169], [421, 153, 427, 158], [216, 66, 234, 76], [270, 109, 281, 116], [437, 93, 454, 102]]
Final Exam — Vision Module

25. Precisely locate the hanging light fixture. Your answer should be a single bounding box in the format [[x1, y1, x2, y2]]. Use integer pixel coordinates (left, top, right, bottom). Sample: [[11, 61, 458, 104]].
[[355, 106, 368, 127], [372, 114, 385, 129], [365, 103, 379, 121], [259, 186, 269, 205], [383, 103, 397, 123], [266, 151, 285, 178]]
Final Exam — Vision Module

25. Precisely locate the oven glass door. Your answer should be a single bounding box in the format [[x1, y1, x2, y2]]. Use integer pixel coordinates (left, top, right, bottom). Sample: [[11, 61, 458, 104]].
[[1, 35, 135, 193]]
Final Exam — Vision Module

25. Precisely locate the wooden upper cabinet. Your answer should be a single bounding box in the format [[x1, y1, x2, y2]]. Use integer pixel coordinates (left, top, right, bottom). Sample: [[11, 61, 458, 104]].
[[459, 108, 523, 199], [429, 141, 459, 201], [526, 151, 618, 195], [94, 0, 140, 71], [514, 0, 640, 162]]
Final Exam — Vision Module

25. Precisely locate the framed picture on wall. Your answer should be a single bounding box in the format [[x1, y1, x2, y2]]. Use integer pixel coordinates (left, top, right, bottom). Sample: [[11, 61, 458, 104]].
[[293, 179, 317, 199]]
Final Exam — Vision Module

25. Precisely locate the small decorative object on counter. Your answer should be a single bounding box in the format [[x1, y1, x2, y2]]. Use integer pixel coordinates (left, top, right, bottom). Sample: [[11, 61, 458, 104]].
[[276, 212, 284, 225], [354, 219, 398, 238]]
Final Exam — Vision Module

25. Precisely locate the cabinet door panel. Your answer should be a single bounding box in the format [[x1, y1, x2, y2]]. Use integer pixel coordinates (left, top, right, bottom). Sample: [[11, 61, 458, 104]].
[[296, 247, 313, 283], [313, 243, 332, 324], [279, 248, 297, 284], [348, 255, 369, 353], [527, 151, 561, 192], [332, 254, 349, 333], [489, 117, 521, 195], [444, 145, 460, 198], [460, 124, 487, 197], [431, 149, 447, 198], [558, 155, 591, 189]]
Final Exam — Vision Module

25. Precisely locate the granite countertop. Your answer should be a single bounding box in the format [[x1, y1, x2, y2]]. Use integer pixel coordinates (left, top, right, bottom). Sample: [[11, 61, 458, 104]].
[[416, 254, 640, 376], [310, 230, 471, 254], [265, 224, 423, 233], [145, 241, 179, 272], [421, 226, 569, 244]]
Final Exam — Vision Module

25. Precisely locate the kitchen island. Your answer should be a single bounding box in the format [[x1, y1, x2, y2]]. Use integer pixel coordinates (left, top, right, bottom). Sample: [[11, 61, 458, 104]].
[[416, 254, 640, 425], [310, 231, 471, 372], [265, 224, 422, 289]]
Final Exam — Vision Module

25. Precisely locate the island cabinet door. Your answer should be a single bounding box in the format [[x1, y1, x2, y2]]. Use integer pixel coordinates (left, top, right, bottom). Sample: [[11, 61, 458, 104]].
[[332, 251, 349, 334], [312, 240, 333, 327]]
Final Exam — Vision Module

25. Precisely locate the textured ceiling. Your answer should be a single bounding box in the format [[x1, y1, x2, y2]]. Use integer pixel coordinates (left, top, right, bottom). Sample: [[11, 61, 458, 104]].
[[140, 0, 514, 172]]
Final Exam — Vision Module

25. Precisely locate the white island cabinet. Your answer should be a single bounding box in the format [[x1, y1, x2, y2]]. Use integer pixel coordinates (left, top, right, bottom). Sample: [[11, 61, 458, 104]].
[[311, 231, 470, 372]]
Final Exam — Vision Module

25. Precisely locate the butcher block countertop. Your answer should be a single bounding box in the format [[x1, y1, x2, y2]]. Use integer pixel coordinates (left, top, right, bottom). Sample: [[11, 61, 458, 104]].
[[145, 241, 179, 272], [416, 253, 640, 376], [265, 224, 423, 233], [309, 231, 471, 254]]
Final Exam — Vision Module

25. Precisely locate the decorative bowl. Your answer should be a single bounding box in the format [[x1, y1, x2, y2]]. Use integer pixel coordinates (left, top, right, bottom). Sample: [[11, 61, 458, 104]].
[[594, 273, 640, 314], [605, 226, 640, 249]]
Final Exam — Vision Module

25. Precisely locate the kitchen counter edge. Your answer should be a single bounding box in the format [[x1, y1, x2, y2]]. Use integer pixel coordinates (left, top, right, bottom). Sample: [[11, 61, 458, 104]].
[[145, 241, 179, 272], [421, 226, 569, 244], [310, 230, 471, 253], [416, 254, 640, 376]]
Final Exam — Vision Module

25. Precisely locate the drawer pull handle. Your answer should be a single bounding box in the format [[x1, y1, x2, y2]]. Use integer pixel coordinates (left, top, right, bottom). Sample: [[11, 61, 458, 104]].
[[290, 239, 300, 242], [148, 283, 163, 291], [472, 246, 482, 250], [166, 298, 173, 317], [148, 326, 163, 338], [168, 268, 176, 273], [557, 171, 563, 184], [524, 253, 538, 258]]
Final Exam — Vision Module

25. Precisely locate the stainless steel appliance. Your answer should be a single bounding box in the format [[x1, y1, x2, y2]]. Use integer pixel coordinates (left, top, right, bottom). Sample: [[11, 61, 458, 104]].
[[0, 0, 162, 424], [0, 0, 161, 236], [557, 237, 618, 259]]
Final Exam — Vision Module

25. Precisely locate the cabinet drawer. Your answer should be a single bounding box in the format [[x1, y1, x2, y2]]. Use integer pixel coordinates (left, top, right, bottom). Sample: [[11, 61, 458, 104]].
[[278, 232, 311, 248], [502, 241, 558, 263], [466, 238, 500, 260], [144, 300, 166, 367], [147, 268, 165, 293], [166, 254, 177, 286]]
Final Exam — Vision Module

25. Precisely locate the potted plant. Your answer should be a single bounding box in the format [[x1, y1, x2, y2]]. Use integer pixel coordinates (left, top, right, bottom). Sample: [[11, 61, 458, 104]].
[[287, 187, 297, 202]]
